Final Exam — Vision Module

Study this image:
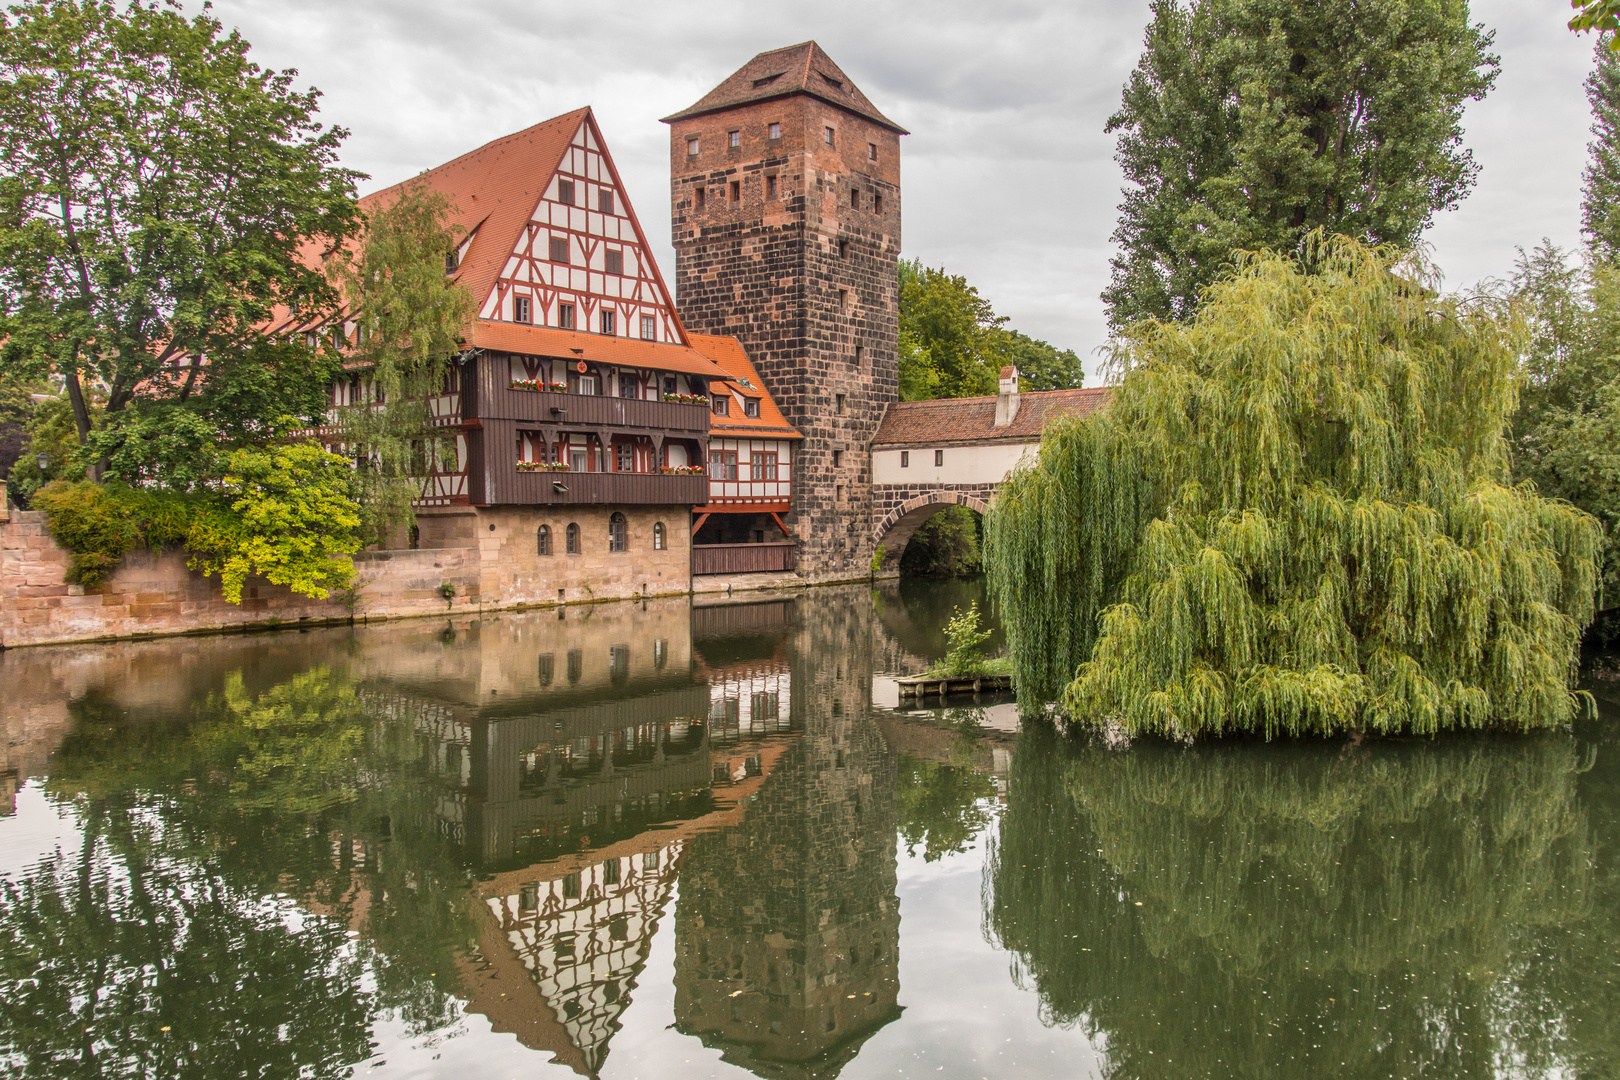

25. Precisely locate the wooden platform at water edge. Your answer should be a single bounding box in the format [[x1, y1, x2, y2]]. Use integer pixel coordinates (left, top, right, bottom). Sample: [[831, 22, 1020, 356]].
[[896, 673, 1014, 699]]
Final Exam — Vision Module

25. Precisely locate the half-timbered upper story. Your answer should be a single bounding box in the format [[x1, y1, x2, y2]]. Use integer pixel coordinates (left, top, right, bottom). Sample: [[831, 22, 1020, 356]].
[[300, 107, 801, 512]]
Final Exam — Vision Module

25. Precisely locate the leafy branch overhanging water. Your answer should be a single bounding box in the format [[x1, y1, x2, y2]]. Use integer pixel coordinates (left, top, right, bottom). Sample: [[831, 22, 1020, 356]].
[[985, 235, 1603, 738]]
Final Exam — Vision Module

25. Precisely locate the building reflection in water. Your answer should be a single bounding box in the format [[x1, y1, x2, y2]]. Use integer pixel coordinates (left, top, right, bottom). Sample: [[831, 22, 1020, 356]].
[[673, 590, 903, 1079]]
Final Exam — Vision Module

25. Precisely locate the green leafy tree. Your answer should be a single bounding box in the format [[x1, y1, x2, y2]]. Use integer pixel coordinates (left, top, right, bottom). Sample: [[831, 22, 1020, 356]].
[[1007, 330, 1085, 392], [1573, 1, 1620, 49], [897, 257, 1009, 399], [332, 181, 474, 542], [1103, 0, 1498, 331], [186, 442, 363, 603], [1510, 243, 1620, 625], [1584, 40, 1620, 258], [942, 600, 993, 676], [986, 236, 1602, 737], [0, 0, 361, 480]]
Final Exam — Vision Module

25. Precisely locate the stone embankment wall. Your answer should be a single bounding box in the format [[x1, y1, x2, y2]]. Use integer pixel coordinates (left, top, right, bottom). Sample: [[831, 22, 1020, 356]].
[[1, 510, 481, 649]]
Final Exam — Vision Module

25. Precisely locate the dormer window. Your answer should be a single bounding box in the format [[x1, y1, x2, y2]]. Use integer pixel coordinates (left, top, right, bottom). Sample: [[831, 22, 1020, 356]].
[[753, 73, 783, 88], [712, 396, 730, 417], [444, 250, 459, 273], [557, 179, 575, 205], [820, 73, 844, 91], [744, 398, 759, 418]]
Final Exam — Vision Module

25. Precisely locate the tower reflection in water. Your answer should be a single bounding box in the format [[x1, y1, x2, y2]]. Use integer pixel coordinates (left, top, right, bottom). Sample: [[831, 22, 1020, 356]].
[[430, 592, 900, 1078]]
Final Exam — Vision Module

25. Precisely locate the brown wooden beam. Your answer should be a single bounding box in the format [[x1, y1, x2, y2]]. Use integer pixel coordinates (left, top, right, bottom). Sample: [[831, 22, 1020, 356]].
[[770, 512, 793, 538], [691, 512, 709, 537]]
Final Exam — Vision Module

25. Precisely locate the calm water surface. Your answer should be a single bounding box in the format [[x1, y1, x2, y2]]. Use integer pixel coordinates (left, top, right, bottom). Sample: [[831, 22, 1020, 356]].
[[1, 581, 1617, 1079]]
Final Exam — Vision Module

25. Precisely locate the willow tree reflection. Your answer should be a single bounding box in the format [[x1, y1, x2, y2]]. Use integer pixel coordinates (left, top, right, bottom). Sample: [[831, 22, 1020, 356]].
[[987, 726, 1593, 1079]]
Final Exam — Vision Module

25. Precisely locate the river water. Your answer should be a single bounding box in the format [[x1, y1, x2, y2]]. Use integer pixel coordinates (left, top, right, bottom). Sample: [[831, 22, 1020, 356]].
[[1, 581, 1617, 1080]]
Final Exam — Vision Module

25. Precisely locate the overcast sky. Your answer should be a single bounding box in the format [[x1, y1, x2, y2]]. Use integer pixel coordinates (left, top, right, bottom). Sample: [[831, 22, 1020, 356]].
[[206, 0, 1601, 381]]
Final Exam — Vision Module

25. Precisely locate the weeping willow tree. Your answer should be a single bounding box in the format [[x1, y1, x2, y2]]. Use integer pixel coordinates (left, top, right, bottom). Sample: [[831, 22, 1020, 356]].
[[333, 181, 474, 543], [986, 235, 1603, 738]]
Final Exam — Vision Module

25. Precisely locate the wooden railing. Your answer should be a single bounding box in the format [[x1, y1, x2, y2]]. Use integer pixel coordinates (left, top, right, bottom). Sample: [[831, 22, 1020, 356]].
[[486, 386, 710, 432], [494, 469, 709, 507], [692, 542, 796, 576]]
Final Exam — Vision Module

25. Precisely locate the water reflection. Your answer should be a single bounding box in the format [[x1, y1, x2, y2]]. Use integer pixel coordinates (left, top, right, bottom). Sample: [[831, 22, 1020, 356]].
[[987, 726, 1598, 1079], [675, 590, 903, 1077]]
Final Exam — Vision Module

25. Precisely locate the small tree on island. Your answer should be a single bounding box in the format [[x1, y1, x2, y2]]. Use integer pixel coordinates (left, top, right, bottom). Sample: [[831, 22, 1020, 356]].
[[943, 601, 994, 677], [985, 235, 1603, 740]]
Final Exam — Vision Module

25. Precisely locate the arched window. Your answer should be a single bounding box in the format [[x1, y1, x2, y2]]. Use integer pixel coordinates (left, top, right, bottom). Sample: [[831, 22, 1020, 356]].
[[537, 525, 551, 556], [566, 522, 581, 554], [608, 512, 628, 553], [653, 521, 666, 551]]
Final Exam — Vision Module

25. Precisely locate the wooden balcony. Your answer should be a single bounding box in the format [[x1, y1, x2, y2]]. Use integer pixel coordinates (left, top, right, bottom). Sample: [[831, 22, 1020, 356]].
[[484, 466, 708, 507], [692, 542, 796, 576], [485, 385, 710, 433]]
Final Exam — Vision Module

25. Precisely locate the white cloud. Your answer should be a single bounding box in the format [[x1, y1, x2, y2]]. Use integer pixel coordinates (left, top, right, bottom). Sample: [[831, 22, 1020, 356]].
[[207, 0, 1601, 380]]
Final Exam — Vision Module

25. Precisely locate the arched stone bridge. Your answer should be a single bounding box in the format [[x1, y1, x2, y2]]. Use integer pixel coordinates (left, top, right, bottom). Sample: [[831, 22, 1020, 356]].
[[866, 378, 1109, 568]]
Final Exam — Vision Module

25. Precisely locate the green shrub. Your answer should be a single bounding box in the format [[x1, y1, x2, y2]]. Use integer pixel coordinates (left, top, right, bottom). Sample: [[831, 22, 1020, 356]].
[[31, 481, 197, 589]]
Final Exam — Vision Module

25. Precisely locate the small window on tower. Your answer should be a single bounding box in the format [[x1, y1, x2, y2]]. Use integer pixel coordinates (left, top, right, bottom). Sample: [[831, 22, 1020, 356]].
[[854, 344, 864, 367], [514, 296, 531, 324], [935, 449, 944, 467], [836, 484, 844, 503], [599, 189, 615, 214], [824, 126, 835, 145], [600, 310, 616, 336], [838, 239, 848, 259], [851, 189, 860, 210], [900, 451, 909, 468], [744, 398, 759, 418], [693, 185, 706, 211], [549, 236, 570, 263], [729, 180, 740, 202], [833, 449, 843, 467], [766, 174, 777, 200], [868, 142, 877, 161], [557, 179, 575, 206], [558, 303, 575, 330], [687, 136, 700, 156], [604, 249, 624, 275], [728, 129, 740, 148], [769, 122, 781, 140], [838, 288, 848, 310], [875, 193, 884, 214], [836, 394, 846, 415], [641, 314, 657, 340]]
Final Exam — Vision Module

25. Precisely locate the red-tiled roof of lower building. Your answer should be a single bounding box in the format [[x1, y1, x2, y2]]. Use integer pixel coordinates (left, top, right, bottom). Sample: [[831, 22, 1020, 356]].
[[473, 321, 728, 380], [686, 333, 803, 439], [661, 41, 907, 134], [871, 387, 1111, 447]]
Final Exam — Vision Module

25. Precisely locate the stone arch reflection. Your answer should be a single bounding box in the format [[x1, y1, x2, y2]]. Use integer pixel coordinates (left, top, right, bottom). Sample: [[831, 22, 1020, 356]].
[[986, 726, 1594, 1078]]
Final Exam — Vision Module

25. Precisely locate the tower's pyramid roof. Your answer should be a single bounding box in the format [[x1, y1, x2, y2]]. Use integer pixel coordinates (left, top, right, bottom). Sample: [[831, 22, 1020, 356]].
[[662, 41, 906, 134]]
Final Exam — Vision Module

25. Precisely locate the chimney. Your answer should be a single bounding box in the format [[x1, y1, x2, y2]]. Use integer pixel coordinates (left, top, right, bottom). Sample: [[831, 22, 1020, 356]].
[[994, 365, 1021, 428]]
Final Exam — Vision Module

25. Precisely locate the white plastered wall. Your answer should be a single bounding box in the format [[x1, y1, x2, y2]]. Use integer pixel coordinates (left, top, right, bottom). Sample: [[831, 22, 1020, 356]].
[[871, 441, 1037, 486]]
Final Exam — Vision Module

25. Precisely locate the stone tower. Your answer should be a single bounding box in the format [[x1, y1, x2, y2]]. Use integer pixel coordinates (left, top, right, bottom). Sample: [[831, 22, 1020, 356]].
[[664, 42, 905, 579]]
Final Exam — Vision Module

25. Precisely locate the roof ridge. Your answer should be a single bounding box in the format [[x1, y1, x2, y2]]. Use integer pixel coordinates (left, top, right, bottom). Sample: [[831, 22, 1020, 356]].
[[360, 107, 590, 204]]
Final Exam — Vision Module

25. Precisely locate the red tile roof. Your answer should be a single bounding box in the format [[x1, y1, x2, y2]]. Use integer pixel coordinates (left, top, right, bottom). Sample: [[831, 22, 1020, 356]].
[[475, 321, 729, 380], [687, 334, 802, 439], [661, 41, 907, 134], [871, 388, 1111, 447], [361, 108, 590, 328]]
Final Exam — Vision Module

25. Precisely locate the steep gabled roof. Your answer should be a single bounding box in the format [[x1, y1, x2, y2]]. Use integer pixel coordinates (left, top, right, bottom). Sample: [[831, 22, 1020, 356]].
[[661, 41, 907, 134], [871, 388, 1112, 447], [688, 334, 803, 439], [359, 108, 589, 320]]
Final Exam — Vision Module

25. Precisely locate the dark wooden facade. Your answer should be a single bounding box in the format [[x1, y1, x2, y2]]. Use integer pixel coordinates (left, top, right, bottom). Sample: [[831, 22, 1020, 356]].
[[691, 542, 796, 575]]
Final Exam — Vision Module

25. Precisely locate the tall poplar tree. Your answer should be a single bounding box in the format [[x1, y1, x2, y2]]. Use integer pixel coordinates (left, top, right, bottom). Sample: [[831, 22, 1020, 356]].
[[1584, 39, 1620, 260], [1103, 0, 1498, 331]]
